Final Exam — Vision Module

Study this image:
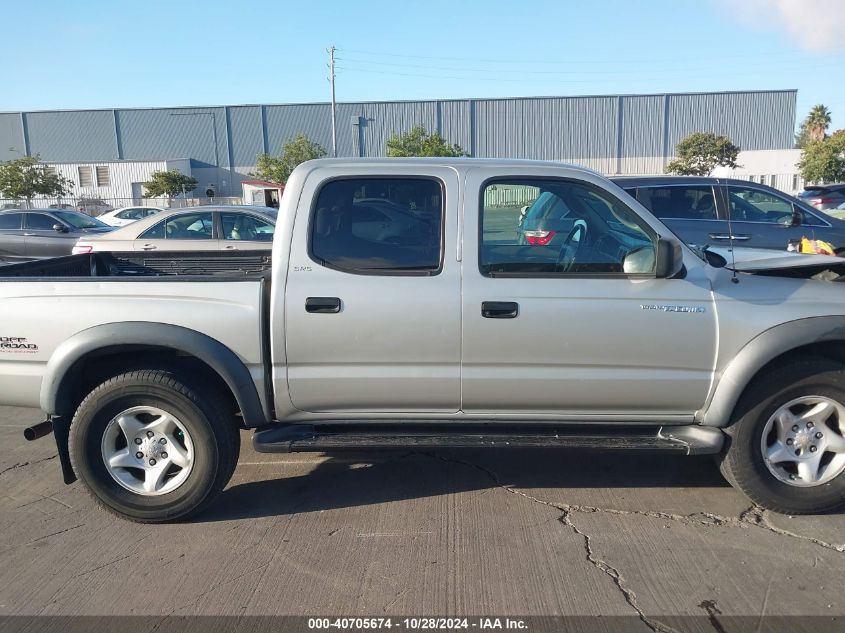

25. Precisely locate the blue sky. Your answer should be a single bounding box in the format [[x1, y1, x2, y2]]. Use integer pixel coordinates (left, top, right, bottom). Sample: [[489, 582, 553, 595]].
[[2, 0, 844, 132]]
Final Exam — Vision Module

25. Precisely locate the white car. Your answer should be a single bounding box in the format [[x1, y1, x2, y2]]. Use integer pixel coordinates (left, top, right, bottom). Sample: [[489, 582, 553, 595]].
[[97, 206, 166, 227], [72, 205, 276, 254]]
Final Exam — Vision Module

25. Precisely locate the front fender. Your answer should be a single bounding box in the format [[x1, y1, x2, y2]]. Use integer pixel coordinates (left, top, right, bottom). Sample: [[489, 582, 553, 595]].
[[698, 316, 845, 427], [41, 322, 267, 427]]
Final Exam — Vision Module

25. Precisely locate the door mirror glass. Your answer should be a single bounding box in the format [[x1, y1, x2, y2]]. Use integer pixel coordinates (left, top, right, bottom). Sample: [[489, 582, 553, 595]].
[[655, 238, 683, 278]]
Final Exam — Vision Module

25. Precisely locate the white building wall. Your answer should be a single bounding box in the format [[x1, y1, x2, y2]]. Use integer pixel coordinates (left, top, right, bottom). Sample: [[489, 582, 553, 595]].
[[711, 149, 804, 194], [45, 159, 192, 200]]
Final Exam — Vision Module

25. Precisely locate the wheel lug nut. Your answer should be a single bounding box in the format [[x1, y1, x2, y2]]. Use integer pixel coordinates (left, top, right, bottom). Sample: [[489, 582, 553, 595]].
[[810, 445, 818, 452], [135, 451, 143, 458], [161, 452, 168, 458], [134, 438, 142, 445], [146, 431, 154, 438], [792, 425, 799, 432], [815, 432, 823, 439], [807, 422, 814, 429], [149, 458, 156, 466], [786, 438, 794, 445], [159, 438, 167, 444]]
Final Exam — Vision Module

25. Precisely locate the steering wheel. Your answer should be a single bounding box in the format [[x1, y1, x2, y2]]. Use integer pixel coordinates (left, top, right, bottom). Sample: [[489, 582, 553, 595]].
[[555, 220, 587, 272]]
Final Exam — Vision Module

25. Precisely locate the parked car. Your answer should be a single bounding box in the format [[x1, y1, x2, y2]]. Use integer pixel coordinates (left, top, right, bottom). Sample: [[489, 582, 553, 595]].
[[47, 203, 75, 210], [76, 198, 113, 216], [0, 209, 113, 262], [608, 176, 845, 254], [97, 206, 166, 227], [798, 184, 845, 211], [2, 158, 845, 522], [72, 205, 276, 254]]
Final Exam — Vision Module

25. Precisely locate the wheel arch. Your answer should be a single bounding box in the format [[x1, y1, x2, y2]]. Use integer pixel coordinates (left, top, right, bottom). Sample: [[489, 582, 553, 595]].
[[699, 316, 845, 427], [42, 322, 268, 428]]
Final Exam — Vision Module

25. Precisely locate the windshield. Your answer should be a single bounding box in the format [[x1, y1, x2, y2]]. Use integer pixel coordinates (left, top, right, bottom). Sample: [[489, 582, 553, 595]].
[[53, 211, 107, 229]]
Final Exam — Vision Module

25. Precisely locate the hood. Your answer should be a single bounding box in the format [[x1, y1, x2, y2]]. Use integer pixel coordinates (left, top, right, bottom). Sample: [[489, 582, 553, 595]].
[[708, 246, 845, 279]]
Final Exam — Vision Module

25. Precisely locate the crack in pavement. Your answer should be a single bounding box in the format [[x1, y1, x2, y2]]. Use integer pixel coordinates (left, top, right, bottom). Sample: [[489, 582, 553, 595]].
[[418, 451, 843, 632], [0, 454, 58, 477]]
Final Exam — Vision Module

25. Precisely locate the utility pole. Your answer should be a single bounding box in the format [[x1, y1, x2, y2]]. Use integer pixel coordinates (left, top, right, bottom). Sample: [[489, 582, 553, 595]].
[[328, 45, 337, 157]]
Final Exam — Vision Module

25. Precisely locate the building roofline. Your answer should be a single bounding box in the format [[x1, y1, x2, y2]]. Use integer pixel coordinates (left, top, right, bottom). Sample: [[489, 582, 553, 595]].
[[0, 89, 798, 116]]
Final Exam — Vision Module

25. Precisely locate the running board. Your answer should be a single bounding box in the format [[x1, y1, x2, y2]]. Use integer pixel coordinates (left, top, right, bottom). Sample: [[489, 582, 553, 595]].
[[252, 424, 724, 456]]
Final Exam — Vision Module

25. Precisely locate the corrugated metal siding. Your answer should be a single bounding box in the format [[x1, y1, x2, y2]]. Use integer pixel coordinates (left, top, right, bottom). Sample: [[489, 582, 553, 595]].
[[26, 110, 117, 161], [264, 103, 337, 156], [3, 91, 797, 180], [0, 113, 24, 160], [228, 105, 264, 168], [475, 96, 618, 172], [619, 95, 664, 175], [666, 91, 796, 155], [439, 100, 471, 154], [117, 107, 229, 166]]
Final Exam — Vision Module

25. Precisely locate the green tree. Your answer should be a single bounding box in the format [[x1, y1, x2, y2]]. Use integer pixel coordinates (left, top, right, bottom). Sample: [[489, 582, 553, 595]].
[[386, 124, 466, 157], [0, 155, 71, 207], [665, 132, 741, 176], [798, 130, 845, 183], [143, 170, 198, 199], [805, 105, 831, 143], [253, 134, 326, 185]]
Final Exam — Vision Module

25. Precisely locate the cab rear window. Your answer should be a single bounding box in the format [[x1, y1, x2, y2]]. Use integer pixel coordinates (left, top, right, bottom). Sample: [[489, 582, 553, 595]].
[[309, 178, 444, 275]]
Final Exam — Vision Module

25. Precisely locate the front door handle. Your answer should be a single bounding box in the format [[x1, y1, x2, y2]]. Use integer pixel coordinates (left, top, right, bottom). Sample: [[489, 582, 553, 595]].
[[482, 301, 519, 319], [306, 297, 342, 314], [708, 233, 751, 241], [141, 244, 157, 250]]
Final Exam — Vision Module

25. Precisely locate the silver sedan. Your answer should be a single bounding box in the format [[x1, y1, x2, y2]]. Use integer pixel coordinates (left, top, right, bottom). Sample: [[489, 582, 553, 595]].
[[73, 205, 276, 254]]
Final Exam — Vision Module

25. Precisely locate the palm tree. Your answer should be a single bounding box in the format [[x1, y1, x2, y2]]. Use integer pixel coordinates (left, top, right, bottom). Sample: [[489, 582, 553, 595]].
[[804, 104, 832, 142]]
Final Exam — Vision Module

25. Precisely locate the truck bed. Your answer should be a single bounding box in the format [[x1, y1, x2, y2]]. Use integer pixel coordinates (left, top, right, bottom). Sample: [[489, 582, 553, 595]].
[[0, 251, 271, 411], [0, 251, 272, 279]]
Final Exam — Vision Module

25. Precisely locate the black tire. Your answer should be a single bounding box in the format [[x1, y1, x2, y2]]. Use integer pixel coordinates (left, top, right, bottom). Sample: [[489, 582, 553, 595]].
[[718, 357, 845, 514], [69, 369, 240, 523]]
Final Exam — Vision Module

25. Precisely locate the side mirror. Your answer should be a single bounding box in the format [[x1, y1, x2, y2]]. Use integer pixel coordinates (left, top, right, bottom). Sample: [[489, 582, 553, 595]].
[[655, 237, 683, 278], [777, 208, 802, 228], [53, 223, 69, 233]]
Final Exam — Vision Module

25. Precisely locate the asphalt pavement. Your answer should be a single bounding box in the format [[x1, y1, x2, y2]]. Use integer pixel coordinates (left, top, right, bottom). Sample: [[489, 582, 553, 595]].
[[0, 405, 843, 630]]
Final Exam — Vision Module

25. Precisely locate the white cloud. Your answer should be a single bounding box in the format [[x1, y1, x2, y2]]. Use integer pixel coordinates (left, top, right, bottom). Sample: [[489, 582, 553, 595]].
[[726, 0, 845, 52]]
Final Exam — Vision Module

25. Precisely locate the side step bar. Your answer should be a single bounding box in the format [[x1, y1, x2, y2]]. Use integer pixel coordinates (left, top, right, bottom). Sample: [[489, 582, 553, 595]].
[[252, 424, 724, 456]]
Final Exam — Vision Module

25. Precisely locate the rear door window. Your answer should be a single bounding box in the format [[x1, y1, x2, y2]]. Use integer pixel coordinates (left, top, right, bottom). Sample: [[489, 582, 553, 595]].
[[636, 186, 718, 220], [222, 212, 275, 242], [310, 178, 443, 274], [25, 213, 60, 230], [0, 213, 23, 230]]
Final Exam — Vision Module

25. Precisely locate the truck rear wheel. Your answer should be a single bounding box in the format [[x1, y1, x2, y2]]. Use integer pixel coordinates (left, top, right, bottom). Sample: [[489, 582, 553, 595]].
[[719, 358, 845, 514], [68, 369, 239, 522]]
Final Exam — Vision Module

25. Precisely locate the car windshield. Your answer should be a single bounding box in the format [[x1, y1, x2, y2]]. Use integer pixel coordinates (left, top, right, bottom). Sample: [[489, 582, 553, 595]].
[[53, 211, 107, 229]]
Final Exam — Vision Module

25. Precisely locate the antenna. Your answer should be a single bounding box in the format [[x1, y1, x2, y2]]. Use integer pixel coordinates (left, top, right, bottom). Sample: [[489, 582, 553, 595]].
[[719, 177, 739, 284]]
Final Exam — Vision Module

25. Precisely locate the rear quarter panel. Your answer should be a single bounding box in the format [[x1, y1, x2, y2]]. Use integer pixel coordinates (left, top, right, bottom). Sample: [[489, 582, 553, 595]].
[[0, 281, 265, 410]]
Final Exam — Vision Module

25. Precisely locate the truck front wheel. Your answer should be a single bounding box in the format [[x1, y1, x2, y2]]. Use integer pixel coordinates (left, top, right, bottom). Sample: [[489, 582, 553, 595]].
[[68, 369, 240, 522], [719, 358, 845, 514]]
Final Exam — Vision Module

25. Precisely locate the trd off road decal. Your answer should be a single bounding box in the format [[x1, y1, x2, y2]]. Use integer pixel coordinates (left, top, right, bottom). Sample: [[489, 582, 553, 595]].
[[0, 337, 38, 353]]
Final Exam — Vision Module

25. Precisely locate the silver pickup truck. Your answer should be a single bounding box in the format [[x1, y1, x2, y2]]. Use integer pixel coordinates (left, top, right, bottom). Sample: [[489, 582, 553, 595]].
[[2, 158, 845, 522]]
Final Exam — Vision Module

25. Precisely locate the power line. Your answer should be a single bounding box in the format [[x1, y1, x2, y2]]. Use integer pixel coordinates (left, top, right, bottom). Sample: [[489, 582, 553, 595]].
[[340, 46, 841, 66]]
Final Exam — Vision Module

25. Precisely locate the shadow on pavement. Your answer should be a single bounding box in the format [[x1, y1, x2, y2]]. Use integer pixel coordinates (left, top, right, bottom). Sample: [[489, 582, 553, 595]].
[[199, 449, 729, 523]]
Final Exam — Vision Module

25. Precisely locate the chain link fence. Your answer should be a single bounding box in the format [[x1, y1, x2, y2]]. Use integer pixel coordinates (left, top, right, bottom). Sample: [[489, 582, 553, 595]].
[[0, 196, 246, 217]]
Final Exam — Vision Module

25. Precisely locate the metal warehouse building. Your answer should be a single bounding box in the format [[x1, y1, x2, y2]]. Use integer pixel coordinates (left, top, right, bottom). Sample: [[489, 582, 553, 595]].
[[0, 89, 797, 200]]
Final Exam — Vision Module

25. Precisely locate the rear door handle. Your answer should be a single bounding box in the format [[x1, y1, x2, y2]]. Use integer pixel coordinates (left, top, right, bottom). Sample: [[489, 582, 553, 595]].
[[141, 244, 157, 250], [482, 301, 519, 319], [709, 233, 751, 241], [306, 297, 342, 314]]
